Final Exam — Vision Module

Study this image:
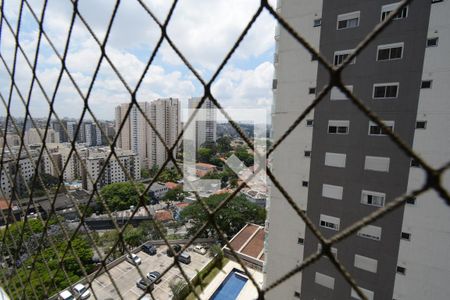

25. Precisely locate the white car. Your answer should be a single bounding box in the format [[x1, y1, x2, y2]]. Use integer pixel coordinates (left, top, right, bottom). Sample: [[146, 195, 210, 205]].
[[126, 253, 142, 265], [193, 245, 207, 255], [73, 283, 91, 299], [58, 290, 74, 300]]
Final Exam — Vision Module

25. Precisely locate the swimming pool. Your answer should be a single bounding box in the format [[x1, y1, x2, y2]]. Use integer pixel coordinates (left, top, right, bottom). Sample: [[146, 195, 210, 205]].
[[210, 269, 248, 300]]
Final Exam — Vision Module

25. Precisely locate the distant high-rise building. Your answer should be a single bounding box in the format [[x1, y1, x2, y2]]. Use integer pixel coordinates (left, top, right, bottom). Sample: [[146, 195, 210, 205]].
[[24, 128, 59, 145], [265, 1, 450, 300], [51, 120, 68, 143], [115, 98, 180, 169], [188, 97, 217, 150]]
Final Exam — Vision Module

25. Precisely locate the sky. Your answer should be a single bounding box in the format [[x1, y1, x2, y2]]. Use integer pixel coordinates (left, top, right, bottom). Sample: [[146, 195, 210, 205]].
[[0, 0, 276, 122]]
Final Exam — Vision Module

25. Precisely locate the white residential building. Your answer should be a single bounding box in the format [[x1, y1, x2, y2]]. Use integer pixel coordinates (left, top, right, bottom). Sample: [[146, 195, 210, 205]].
[[115, 98, 180, 169], [83, 147, 140, 191], [265, 1, 450, 300], [188, 97, 217, 150]]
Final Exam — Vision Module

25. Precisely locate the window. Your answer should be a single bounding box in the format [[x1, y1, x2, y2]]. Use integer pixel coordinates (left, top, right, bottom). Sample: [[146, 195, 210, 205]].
[[381, 3, 408, 21], [410, 159, 420, 167], [302, 181, 309, 187], [351, 287, 374, 300], [377, 43, 404, 61], [330, 85, 353, 100], [309, 87, 316, 94], [373, 83, 399, 99], [364, 156, 390, 172], [354, 254, 378, 273], [337, 11, 360, 30], [416, 121, 427, 129], [294, 291, 301, 298], [315, 272, 335, 290], [432, 0, 444, 3], [325, 152, 346, 168], [427, 37, 439, 47], [304, 151, 311, 157], [306, 119, 314, 126], [396, 266, 406, 275], [272, 79, 278, 90], [319, 214, 340, 231], [368, 121, 395, 136], [421, 80, 432, 89], [298, 237, 304, 245], [333, 49, 356, 65], [401, 232, 411, 240], [406, 197, 416, 205], [311, 53, 318, 61], [361, 190, 386, 207], [322, 184, 344, 200], [357, 225, 382, 241], [328, 120, 350, 134], [313, 18, 322, 27]]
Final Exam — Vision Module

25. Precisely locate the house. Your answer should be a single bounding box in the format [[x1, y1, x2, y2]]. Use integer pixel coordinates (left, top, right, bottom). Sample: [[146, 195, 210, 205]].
[[153, 209, 173, 222], [195, 163, 217, 177]]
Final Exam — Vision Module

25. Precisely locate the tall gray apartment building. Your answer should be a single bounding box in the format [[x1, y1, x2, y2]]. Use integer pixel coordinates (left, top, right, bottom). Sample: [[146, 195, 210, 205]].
[[265, 1, 450, 300]]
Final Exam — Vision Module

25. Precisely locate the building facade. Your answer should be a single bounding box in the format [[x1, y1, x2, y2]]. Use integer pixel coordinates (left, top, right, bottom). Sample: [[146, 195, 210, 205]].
[[265, 1, 450, 300], [188, 97, 217, 150], [115, 98, 180, 169], [83, 147, 140, 191]]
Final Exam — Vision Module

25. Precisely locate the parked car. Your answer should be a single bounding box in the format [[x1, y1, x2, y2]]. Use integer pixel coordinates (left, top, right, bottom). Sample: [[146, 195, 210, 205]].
[[166, 244, 182, 257], [58, 290, 74, 300], [126, 253, 142, 265], [147, 271, 162, 284], [72, 283, 90, 299], [178, 252, 191, 264], [136, 277, 154, 291], [193, 245, 207, 255], [142, 243, 157, 256]]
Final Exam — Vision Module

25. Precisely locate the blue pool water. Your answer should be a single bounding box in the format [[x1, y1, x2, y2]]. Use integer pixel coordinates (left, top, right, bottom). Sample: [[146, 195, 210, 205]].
[[210, 269, 248, 300]]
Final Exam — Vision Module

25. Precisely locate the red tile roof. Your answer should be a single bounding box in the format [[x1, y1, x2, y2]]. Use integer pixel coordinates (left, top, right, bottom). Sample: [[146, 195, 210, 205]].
[[154, 210, 173, 222], [0, 198, 10, 210], [165, 182, 179, 190]]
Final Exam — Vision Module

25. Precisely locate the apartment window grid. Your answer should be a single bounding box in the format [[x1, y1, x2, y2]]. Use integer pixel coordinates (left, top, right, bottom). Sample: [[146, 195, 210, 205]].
[[1, 1, 448, 300]]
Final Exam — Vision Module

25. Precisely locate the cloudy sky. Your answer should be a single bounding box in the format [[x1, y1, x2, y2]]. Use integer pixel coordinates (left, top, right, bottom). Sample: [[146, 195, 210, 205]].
[[0, 0, 276, 121]]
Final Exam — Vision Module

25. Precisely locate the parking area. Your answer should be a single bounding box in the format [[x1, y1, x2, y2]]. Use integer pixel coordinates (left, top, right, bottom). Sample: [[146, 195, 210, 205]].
[[89, 245, 212, 300]]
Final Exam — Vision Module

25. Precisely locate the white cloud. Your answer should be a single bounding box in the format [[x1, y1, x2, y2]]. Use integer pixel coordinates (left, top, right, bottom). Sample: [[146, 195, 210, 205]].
[[0, 0, 276, 120]]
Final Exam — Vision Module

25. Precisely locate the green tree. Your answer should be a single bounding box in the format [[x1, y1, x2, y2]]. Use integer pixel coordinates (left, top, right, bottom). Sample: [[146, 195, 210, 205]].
[[99, 182, 145, 212], [235, 147, 254, 166], [170, 279, 187, 300], [180, 194, 266, 238], [157, 168, 181, 182], [197, 147, 213, 163], [216, 136, 232, 153], [141, 168, 151, 179], [139, 220, 167, 240], [123, 226, 145, 248], [163, 186, 187, 202], [149, 164, 159, 177]]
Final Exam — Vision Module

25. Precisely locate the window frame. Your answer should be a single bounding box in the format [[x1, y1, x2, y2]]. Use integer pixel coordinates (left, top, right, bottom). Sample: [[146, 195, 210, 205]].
[[313, 18, 322, 27], [372, 83, 399, 99], [361, 190, 386, 207], [357, 225, 382, 241], [319, 214, 340, 231], [368, 120, 395, 136], [333, 49, 356, 66], [328, 120, 350, 135], [380, 2, 408, 21], [376, 43, 404, 61], [421, 80, 432, 89], [415, 121, 427, 129], [336, 11, 360, 30], [426, 37, 439, 47]]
